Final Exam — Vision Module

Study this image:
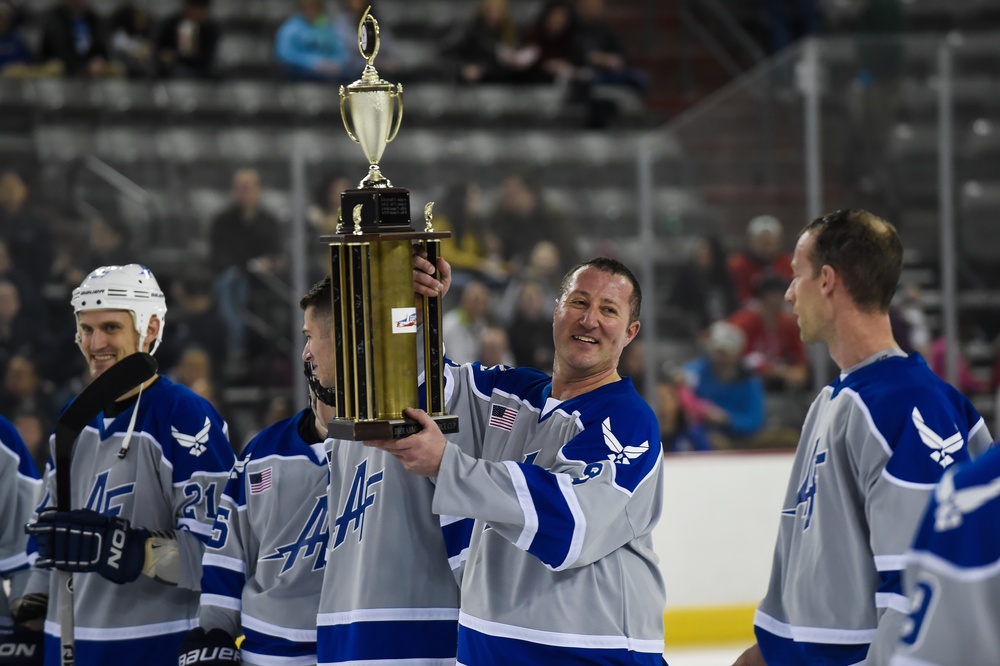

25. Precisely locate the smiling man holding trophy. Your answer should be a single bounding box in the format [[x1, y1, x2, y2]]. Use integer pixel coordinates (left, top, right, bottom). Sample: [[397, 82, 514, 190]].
[[315, 7, 465, 666]]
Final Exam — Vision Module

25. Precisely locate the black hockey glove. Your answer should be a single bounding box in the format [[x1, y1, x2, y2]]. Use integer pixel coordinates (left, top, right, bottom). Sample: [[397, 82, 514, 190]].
[[177, 628, 241, 665], [0, 625, 44, 665], [27, 508, 149, 584]]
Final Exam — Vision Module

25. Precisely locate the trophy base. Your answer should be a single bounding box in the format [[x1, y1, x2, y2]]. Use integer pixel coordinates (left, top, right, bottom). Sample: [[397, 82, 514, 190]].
[[342, 187, 411, 231], [327, 414, 460, 441]]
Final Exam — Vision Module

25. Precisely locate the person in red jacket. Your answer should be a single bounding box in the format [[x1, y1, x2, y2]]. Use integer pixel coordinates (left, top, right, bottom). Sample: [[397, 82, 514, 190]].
[[728, 214, 793, 305], [728, 272, 808, 391]]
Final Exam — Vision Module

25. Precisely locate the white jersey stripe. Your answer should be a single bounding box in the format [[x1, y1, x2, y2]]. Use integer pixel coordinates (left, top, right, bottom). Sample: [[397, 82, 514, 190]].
[[318, 608, 460, 626], [504, 461, 539, 551], [45, 617, 195, 640], [754, 610, 877, 644], [242, 614, 317, 641], [201, 593, 241, 611], [458, 611, 664, 653]]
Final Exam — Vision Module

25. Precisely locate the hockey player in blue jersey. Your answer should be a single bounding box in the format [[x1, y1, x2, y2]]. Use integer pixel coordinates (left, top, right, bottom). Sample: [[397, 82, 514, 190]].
[[0, 416, 44, 665], [732, 211, 992, 666], [314, 253, 467, 666], [889, 444, 1000, 665], [179, 277, 339, 666], [17, 264, 235, 666], [369, 257, 668, 666]]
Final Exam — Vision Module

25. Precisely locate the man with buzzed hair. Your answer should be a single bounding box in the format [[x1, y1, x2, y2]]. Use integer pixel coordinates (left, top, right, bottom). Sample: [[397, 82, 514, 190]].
[[733, 210, 992, 666]]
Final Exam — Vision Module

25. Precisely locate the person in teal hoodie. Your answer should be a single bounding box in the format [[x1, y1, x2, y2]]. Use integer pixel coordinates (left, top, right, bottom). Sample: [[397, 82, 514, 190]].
[[275, 0, 349, 82]]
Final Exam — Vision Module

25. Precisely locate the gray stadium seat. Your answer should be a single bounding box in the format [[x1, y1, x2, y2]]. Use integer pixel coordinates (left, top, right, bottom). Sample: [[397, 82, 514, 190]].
[[959, 180, 1000, 264]]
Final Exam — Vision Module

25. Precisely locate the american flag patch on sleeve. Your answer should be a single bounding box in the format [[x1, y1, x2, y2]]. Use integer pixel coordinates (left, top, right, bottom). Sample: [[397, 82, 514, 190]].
[[488, 404, 517, 431], [249, 467, 272, 494]]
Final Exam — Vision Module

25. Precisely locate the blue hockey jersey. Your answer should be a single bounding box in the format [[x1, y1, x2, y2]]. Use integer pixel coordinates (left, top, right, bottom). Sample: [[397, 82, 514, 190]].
[[755, 353, 991, 666], [432, 362, 667, 666], [890, 444, 1000, 666], [25, 376, 234, 666], [200, 408, 330, 665]]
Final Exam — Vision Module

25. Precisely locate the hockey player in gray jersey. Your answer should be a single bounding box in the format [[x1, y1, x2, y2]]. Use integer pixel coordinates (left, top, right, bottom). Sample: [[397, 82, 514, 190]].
[[18, 264, 235, 666], [889, 443, 1000, 666], [315, 256, 467, 665], [1, 416, 44, 665], [180, 277, 339, 666], [369, 257, 667, 666], [732, 211, 992, 666]]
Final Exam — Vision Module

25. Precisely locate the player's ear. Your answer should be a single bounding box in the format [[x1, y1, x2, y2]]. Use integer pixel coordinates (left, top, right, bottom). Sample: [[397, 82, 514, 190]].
[[143, 315, 161, 352]]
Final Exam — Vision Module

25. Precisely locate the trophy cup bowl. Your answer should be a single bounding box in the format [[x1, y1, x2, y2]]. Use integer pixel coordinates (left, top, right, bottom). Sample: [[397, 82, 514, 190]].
[[339, 80, 402, 189]]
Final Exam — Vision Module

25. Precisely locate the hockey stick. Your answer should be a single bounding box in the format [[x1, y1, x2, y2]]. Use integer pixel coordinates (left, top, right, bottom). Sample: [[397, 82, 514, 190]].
[[53, 352, 158, 666]]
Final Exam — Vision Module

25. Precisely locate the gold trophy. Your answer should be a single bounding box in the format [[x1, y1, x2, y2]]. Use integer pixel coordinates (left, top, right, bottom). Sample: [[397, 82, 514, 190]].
[[323, 7, 457, 440], [339, 7, 407, 226]]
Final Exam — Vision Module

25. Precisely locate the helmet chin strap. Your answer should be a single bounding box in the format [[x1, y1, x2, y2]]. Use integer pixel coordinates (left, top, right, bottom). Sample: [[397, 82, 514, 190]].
[[303, 361, 337, 407]]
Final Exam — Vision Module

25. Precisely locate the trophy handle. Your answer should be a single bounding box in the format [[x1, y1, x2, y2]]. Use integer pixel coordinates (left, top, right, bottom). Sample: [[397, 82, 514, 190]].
[[386, 83, 404, 144], [339, 85, 360, 144]]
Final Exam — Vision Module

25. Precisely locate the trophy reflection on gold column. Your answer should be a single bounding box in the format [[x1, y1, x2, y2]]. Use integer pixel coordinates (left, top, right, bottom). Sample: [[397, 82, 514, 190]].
[[324, 7, 458, 440]]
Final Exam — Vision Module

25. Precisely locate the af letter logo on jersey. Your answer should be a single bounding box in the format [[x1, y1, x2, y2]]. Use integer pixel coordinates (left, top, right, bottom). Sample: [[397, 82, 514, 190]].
[[782, 437, 827, 530], [172, 417, 212, 457], [933, 471, 1000, 531], [332, 459, 384, 549], [603, 418, 648, 465], [261, 495, 330, 573], [912, 407, 964, 469], [85, 470, 135, 515]]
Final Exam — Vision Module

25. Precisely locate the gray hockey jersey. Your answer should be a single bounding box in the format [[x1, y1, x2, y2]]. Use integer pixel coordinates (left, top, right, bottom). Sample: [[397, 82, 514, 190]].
[[0, 417, 43, 626], [316, 430, 462, 663], [432, 362, 667, 666], [200, 408, 329, 665], [755, 353, 992, 666], [25, 376, 234, 666], [889, 443, 1000, 666]]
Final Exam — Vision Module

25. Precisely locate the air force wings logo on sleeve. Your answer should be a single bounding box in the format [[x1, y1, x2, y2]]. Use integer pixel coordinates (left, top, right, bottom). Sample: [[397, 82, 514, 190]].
[[603, 417, 648, 465], [933, 471, 1000, 531], [172, 417, 212, 457], [912, 407, 964, 469]]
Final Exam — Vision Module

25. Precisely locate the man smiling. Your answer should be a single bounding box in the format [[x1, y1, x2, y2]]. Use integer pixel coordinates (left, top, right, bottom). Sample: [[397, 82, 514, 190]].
[[18, 264, 234, 666], [368, 257, 667, 666]]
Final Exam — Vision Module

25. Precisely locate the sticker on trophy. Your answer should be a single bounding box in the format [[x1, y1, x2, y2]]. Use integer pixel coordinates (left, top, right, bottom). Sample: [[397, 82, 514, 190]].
[[391, 307, 418, 333]]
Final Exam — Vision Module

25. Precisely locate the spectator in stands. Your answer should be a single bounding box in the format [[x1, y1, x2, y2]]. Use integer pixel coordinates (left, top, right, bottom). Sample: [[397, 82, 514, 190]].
[[929, 330, 988, 396], [442, 280, 491, 364], [487, 172, 579, 275], [333, 0, 396, 79], [0, 279, 35, 372], [275, 0, 349, 82], [40, 0, 113, 77], [0, 1, 31, 73], [495, 239, 562, 323], [445, 0, 527, 84], [156, 271, 228, 387], [84, 212, 133, 269], [12, 408, 50, 476], [521, 0, 583, 85], [505, 280, 554, 369], [0, 354, 56, 419], [108, 2, 155, 78], [479, 326, 515, 368], [435, 182, 505, 290], [669, 321, 766, 451], [209, 168, 283, 375], [573, 0, 648, 93], [156, 0, 218, 79], [728, 214, 793, 305], [0, 238, 45, 326], [728, 272, 809, 391], [307, 172, 351, 235], [667, 235, 739, 336], [0, 171, 53, 287]]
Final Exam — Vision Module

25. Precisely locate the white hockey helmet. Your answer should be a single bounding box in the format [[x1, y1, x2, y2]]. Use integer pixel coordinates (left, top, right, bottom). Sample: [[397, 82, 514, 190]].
[[71, 264, 168, 354]]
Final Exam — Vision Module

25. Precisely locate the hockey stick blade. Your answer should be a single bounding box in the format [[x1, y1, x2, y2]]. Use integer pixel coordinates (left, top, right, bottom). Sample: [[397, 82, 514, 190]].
[[55, 352, 157, 510]]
